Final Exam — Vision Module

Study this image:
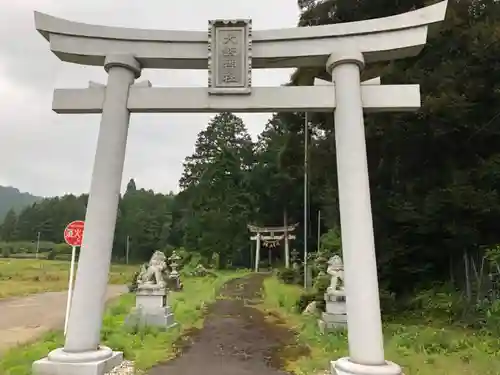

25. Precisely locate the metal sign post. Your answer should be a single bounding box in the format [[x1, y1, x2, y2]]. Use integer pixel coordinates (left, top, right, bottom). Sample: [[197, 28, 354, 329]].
[[63, 220, 85, 336]]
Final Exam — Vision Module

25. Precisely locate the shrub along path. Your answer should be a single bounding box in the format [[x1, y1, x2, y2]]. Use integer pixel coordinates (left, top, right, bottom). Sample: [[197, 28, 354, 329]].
[[0, 284, 127, 352], [148, 273, 309, 375]]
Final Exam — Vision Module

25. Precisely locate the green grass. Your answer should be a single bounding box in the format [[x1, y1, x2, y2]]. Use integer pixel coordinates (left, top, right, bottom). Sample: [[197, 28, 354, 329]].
[[0, 270, 249, 375], [258, 277, 500, 375], [0, 259, 136, 298]]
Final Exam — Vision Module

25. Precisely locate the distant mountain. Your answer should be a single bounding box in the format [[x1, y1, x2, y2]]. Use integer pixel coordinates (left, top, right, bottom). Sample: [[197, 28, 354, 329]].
[[0, 186, 42, 222]]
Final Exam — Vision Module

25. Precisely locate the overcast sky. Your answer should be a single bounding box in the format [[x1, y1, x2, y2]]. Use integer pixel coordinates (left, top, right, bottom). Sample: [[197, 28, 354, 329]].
[[0, 1, 298, 197]]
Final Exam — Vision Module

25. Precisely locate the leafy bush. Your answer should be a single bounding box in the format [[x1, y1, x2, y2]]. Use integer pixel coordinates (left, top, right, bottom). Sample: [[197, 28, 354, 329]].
[[277, 268, 299, 284], [295, 291, 317, 312], [128, 265, 146, 292], [0, 241, 57, 255], [53, 243, 71, 254], [210, 252, 220, 269], [379, 288, 397, 315], [190, 264, 217, 277], [407, 288, 464, 323], [54, 254, 72, 261], [7, 253, 35, 259], [294, 290, 325, 313], [46, 243, 72, 261], [167, 247, 206, 272], [1, 246, 11, 258], [401, 286, 500, 330], [171, 247, 189, 270], [180, 250, 209, 274], [187, 251, 203, 266], [313, 274, 330, 294], [483, 300, 500, 335], [319, 228, 342, 257]]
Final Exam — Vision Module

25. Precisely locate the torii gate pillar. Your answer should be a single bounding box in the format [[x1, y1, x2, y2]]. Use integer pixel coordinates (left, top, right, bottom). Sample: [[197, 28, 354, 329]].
[[255, 233, 261, 272], [327, 50, 396, 373]]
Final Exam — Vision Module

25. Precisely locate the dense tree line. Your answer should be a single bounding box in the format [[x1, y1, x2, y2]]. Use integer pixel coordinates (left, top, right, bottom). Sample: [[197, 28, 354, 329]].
[[1, 0, 500, 300], [296, 0, 500, 297], [0, 182, 176, 262], [0, 186, 40, 222]]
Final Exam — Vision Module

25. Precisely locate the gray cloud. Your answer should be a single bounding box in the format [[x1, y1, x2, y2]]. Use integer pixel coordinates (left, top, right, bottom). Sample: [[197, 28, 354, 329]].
[[0, 1, 298, 197]]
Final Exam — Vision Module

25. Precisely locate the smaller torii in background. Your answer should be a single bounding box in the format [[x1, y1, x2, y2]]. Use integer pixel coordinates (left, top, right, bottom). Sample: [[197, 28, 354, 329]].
[[247, 224, 298, 271]]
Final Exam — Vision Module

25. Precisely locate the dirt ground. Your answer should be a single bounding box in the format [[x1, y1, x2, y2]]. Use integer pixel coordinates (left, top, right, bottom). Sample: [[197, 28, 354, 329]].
[[0, 285, 127, 353], [148, 274, 309, 375]]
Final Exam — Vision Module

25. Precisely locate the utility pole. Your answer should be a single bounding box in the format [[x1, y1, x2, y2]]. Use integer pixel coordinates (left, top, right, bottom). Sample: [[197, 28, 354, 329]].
[[36, 231, 41, 259], [284, 208, 289, 268], [304, 112, 309, 288], [126, 235, 130, 264], [317, 210, 321, 253]]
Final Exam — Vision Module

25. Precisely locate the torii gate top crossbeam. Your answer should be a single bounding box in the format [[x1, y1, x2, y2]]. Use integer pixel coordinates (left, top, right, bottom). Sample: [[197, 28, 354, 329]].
[[247, 224, 298, 233], [250, 235, 296, 240], [34, 1, 447, 70]]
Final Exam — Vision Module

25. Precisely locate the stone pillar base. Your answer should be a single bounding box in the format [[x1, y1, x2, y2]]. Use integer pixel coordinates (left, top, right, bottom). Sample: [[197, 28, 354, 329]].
[[331, 357, 402, 375], [33, 346, 122, 375], [318, 311, 347, 333], [125, 306, 177, 329]]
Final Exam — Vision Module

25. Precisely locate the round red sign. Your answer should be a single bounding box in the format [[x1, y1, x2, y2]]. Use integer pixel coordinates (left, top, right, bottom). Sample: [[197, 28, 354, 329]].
[[64, 220, 85, 247]]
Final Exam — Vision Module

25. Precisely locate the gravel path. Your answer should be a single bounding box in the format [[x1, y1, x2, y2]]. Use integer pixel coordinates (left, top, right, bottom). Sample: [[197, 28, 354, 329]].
[[147, 274, 309, 375], [0, 285, 127, 352]]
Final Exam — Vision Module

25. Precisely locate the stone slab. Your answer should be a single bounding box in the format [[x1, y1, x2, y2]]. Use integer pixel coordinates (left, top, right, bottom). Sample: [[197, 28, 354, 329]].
[[136, 286, 166, 296], [125, 306, 177, 329], [324, 292, 345, 302], [136, 293, 166, 310], [326, 300, 347, 315], [318, 312, 347, 333], [33, 350, 122, 375]]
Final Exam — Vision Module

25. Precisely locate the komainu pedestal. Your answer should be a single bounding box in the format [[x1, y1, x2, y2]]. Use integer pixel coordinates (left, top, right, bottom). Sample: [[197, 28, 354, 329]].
[[319, 255, 347, 333], [126, 286, 176, 328], [320, 291, 347, 332]]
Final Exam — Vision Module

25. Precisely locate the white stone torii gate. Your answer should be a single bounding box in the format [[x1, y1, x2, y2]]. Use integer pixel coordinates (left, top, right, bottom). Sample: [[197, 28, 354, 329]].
[[248, 223, 298, 270], [32, 2, 447, 375]]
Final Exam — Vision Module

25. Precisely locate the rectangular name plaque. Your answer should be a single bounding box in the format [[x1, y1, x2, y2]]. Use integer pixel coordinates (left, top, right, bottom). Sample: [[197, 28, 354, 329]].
[[208, 19, 252, 95]]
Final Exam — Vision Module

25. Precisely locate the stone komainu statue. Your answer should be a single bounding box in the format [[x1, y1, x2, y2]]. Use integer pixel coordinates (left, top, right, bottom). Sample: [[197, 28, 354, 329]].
[[326, 255, 344, 292], [136, 251, 169, 288]]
